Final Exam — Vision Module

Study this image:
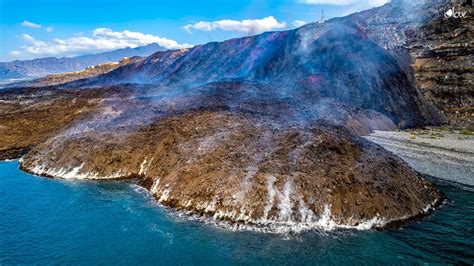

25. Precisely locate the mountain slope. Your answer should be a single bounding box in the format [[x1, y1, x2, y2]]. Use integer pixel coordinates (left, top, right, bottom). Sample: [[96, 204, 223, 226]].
[[77, 0, 473, 128], [79, 18, 442, 128], [0, 43, 164, 79]]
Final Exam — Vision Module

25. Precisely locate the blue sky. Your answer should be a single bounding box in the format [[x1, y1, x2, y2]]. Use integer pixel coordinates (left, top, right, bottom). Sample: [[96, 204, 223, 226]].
[[0, 0, 385, 61]]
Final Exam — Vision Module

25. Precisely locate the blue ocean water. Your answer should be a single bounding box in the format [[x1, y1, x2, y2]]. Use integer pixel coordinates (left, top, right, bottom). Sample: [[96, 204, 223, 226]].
[[0, 160, 473, 265]]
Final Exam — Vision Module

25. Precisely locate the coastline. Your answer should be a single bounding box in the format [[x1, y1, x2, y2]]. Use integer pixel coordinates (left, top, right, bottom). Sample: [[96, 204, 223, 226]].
[[2, 156, 446, 233], [1, 159, 471, 264], [2, 127, 470, 233]]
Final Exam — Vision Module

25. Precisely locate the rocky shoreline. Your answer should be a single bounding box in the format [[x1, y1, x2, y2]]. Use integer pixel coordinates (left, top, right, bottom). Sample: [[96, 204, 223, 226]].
[[0, 91, 446, 231], [0, 84, 443, 231], [9, 103, 442, 231], [14, 150, 444, 233], [0, 157, 444, 233]]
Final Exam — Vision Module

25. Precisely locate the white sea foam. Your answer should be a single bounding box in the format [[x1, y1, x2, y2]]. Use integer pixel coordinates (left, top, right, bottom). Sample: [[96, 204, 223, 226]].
[[175, 199, 440, 234], [24, 162, 441, 234], [1, 159, 17, 162], [158, 187, 171, 202], [28, 162, 128, 180], [166, 204, 388, 234], [172, 191, 437, 233], [126, 183, 390, 234], [150, 178, 160, 194], [130, 183, 151, 196]]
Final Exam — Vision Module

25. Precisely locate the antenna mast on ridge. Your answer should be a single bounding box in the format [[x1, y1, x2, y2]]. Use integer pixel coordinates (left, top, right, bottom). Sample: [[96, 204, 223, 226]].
[[319, 9, 325, 23]]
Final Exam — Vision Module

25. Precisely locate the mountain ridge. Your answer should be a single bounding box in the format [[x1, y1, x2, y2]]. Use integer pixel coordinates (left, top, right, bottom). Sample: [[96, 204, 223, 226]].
[[0, 43, 165, 79], [72, 8, 443, 128], [72, 0, 471, 127]]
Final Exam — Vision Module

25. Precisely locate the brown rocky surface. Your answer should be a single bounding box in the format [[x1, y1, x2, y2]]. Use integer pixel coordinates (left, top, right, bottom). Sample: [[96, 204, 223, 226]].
[[0, 90, 96, 160], [0, 81, 441, 230], [19, 108, 441, 230], [0, 86, 128, 160]]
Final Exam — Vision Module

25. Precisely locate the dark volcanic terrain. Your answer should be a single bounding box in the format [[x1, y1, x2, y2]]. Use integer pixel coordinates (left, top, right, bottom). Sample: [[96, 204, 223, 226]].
[[358, 0, 473, 128], [1, 0, 471, 230]]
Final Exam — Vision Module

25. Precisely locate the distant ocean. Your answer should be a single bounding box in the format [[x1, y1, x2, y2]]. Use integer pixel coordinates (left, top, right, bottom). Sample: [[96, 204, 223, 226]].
[[0, 160, 473, 264]]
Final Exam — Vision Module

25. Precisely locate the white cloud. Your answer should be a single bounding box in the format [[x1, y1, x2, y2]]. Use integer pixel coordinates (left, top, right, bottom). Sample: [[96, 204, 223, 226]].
[[10, 28, 191, 59], [183, 16, 287, 35], [20, 20, 55, 33], [21, 34, 46, 46], [300, 0, 385, 5], [292, 20, 306, 27], [9, 51, 21, 57], [21, 20, 41, 28]]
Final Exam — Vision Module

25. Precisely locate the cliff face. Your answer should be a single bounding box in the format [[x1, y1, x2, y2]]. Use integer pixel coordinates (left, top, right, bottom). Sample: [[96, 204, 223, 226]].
[[350, 0, 473, 128], [408, 2, 473, 128]]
